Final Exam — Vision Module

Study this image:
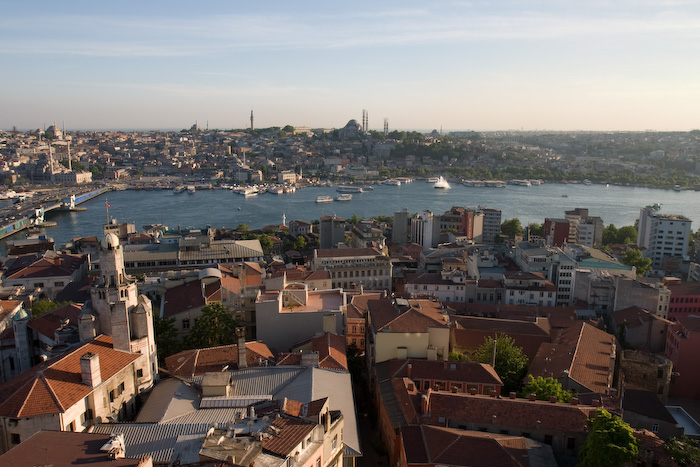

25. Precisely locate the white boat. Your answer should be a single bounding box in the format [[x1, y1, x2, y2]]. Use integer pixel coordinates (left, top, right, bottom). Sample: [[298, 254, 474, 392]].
[[583, 179, 592, 186], [673, 185, 682, 191], [336, 185, 363, 193], [186, 185, 196, 194], [234, 187, 258, 197], [433, 176, 451, 189], [284, 186, 296, 193], [383, 179, 401, 186], [173, 186, 185, 194], [335, 194, 352, 201], [427, 177, 439, 183], [268, 187, 284, 195], [509, 179, 532, 187], [316, 195, 333, 203]]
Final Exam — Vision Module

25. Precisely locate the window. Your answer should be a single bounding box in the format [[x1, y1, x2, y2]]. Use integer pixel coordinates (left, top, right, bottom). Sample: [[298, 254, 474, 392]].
[[136, 369, 143, 378], [109, 390, 115, 402], [652, 424, 659, 433], [332, 435, 338, 450], [11, 433, 20, 445], [567, 437, 576, 450], [544, 435, 553, 445], [182, 319, 190, 329]]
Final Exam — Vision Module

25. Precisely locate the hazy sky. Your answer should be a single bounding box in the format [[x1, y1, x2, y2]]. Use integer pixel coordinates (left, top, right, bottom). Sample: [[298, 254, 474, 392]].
[[2, 1, 700, 131]]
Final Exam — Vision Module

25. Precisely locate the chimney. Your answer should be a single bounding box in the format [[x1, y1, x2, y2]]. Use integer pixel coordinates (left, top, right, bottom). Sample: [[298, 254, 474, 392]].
[[529, 393, 537, 401], [301, 351, 320, 367], [421, 394, 429, 414], [406, 363, 412, 378], [80, 352, 101, 387], [490, 390, 497, 398], [509, 392, 516, 399], [236, 327, 247, 368], [469, 387, 477, 395], [592, 400, 600, 407], [549, 396, 557, 403], [571, 397, 579, 405]]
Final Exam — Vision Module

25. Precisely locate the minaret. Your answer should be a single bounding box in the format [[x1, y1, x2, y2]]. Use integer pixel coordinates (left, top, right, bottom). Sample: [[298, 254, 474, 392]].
[[384, 118, 389, 137], [250, 110, 254, 131], [282, 212, 286, 226]]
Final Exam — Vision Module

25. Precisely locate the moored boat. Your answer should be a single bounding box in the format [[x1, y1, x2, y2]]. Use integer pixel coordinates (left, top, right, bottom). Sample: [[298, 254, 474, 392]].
[[336, 185, 363, 193], [316, 195, 333, 203], [335, 193, 352, 201]]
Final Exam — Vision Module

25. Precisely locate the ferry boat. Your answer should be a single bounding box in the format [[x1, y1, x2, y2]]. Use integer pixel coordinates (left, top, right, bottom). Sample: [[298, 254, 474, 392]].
[[509, 179, 532, 187], [173, 186, 185, 194], [283, 186, 296, 193], [268, 187, 284, 195], [186, 185, 196, 194], [673, 185, 682, 192], [530, 179, 544, 186], [383, 179, 401, 186], [234, 187, 259, 197], [316, 195, 333, 203], [396, 177, 413, 184], [583, 179, 592, 186], [484, 180, 506, 188], [335, 193, 352, 202], [433, 176, 451, 189], [427, 177, 439, 183], [336, 185, 363, 193]]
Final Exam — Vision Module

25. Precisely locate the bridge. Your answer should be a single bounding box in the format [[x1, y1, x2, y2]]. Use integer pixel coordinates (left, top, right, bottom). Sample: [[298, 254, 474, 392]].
[[0, 187, 110, 240]]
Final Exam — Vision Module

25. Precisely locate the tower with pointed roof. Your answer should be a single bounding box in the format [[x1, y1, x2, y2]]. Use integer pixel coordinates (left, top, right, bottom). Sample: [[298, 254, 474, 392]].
[[79, 233, 157, 391]]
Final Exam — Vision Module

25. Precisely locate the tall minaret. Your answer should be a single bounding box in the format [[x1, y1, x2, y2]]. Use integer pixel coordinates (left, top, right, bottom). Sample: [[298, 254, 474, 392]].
[[282, 212, 286, 227], [250, 110, 254, 131]]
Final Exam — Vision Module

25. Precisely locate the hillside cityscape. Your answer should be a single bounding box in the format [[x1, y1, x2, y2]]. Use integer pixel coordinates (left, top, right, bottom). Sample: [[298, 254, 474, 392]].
[[0, 121, 698, 466]]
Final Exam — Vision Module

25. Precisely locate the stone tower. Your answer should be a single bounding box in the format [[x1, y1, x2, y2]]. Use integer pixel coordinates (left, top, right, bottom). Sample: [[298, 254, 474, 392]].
[[79, 233, 158, 390]]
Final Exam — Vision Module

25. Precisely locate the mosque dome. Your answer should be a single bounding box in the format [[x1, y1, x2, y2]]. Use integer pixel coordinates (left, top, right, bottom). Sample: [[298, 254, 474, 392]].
[[101, 233, 120, 250], [45, 124, 63, 140]]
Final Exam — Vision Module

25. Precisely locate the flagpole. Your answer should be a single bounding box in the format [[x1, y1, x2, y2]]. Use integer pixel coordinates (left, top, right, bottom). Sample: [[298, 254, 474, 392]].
[[106, 199, 110, 225]]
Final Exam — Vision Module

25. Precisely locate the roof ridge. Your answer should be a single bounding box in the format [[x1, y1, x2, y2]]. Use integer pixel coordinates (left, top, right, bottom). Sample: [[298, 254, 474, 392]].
[[41, 374, 67, 413], [192, 349, 201, 378]]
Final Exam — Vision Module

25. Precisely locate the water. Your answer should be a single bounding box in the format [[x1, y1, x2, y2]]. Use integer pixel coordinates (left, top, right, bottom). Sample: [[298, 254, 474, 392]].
[[12, 182, 700, 248]]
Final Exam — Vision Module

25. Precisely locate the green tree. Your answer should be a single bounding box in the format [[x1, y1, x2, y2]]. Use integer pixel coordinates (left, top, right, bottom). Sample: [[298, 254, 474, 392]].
[[258, 233, 273, 254], [184, 302, 242, 349], [616, 225, 637, 244], [665, 435, 700, 467], [282, 125, 294, 133], [31, 299, 69, 318], [293, 235, 307, 251], [236, 223, 250, 233], [577, 409, 639, 467], [473, 334, 528, 394], [520, 375, 573, 402], [500, 218, 523, 239], [448, 351, 469, 362], [154, 315, 181, 363], [622, 249, 652, 276], [348, 214, 362, 225], [602, 224, 618, 245], [526, 223, 543, 237]]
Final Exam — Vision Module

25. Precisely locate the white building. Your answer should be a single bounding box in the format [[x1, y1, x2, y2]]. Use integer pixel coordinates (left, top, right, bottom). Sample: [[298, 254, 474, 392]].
[[411, 210, 439, 251], [637, 206, 692, 268]]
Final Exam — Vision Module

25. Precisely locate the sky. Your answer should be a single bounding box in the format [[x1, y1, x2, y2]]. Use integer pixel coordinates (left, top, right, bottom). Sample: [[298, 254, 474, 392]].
[[2, 0, 700, 132]]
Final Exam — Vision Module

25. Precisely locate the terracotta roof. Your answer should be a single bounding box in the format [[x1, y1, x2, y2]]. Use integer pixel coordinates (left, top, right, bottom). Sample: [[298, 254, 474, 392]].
[[27, 303, 83, 339], [426, 392, 595, 434], [162, 280, 220, 318], [6, 253, 86, 280], [402, 425, 533, 467], [382, 359, 502, 387], [0, 430, 144, 466], [623, 389, 676, 423], [164, 341, 274, 377], [528, 321, 616, 394], [262, 416, 315, 456], [349, 293, 383, 313], [369, 298, 448, 334], [0, 335, 140, 418], [612, 306, 672, 327], [0, 300, 22, 322], [278, 332, 348, 371], [666, 281, 700, 296], [452, 316, 551, 359]]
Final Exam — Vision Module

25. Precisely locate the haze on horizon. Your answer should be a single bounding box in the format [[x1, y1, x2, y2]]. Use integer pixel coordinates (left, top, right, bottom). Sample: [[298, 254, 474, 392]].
[[2, 1, 700, 133]]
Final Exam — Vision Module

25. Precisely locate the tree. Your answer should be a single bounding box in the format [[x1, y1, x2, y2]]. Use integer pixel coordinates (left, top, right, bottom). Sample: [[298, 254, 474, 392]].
[[577, 409, 639, 467], [616, 225, 637, 244], [348, 214, 362, 225], [236, 223, 250, 233], [31, 299, 69, 318], [154, 315, 180, 363], [184, 302, 242, 349], [500, 218, 523, 239], [473, 334, 528, 394], [282, 125, 294, 133], [526, 222, 543, 237], [448, 351, 469, 362], [258, 233, 273, 254], [602, 224, 618, 245], [622, 248, 652, 276], [520, 375, 573, 402], [665, 435, 700, 467]]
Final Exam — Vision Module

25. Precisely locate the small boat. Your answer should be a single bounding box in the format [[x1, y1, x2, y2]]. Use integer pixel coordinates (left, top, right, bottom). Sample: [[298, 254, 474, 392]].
[[268, 187, 284, 195], [583, 179, 592, 186], [173, 186, 185, 194], [562, 194, 568, 197], [383, 179, 401, 186], [427, 177, 439, 183], [186, 185, 196, 194], [433, 176, 451, 189], [335, 194, 352, 201], [336, 185, 363, 193], [316, 195, 333, 203]]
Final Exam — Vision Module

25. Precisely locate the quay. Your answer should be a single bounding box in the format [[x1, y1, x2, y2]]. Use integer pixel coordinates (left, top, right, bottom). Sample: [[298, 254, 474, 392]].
[[0, 186, 110, 240]]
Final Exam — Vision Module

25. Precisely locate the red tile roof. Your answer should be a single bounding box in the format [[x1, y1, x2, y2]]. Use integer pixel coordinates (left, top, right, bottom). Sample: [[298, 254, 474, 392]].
[[0, 335, 140, 418], [262, 416, 315, 456], [164, 341, 274, 377], [385, 359, 502, 387], [6, 253, 86, 279], [28, 303, 83, 339], [0, 430, 145, 466], [277, 332, 348, 370], [369, 298, 448, 333], [162, 280, 221, 318], [315, 247, 383, 258]]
